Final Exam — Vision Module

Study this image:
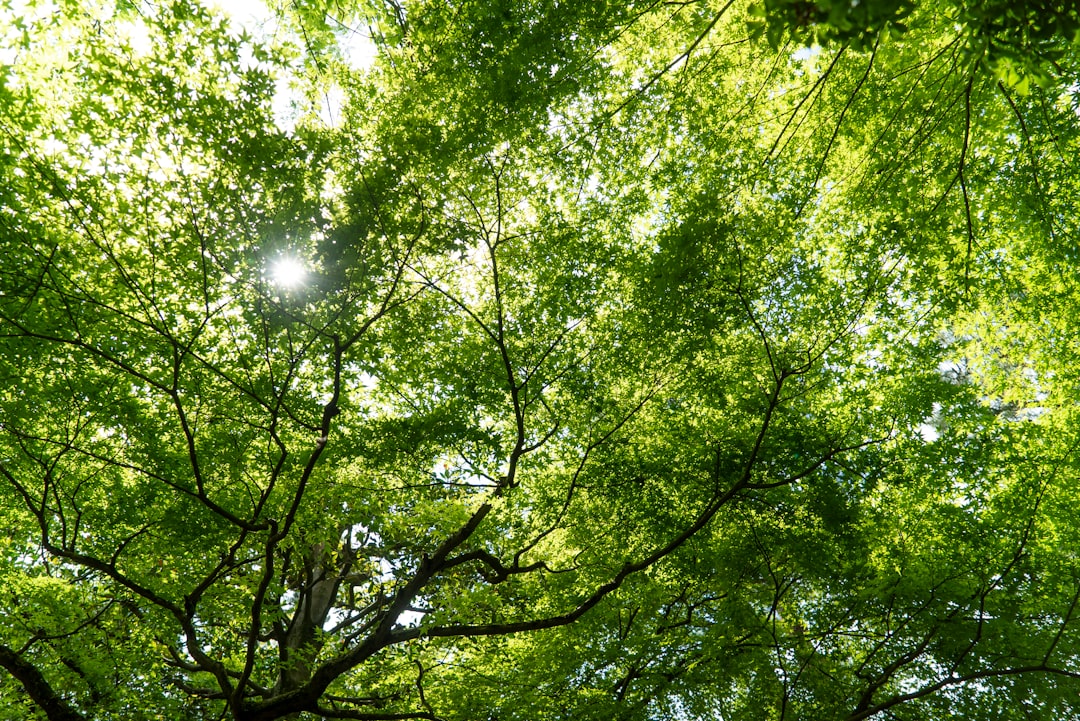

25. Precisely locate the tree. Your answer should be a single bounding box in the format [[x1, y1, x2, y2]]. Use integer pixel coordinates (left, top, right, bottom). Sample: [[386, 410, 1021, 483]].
[[1, 0, 1079, 718]]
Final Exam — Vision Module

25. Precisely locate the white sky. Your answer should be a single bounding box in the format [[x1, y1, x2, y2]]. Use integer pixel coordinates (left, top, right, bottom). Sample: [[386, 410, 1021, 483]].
[[209, 0, 377, 71], [208, 0, 377, 130], [209, 0, 271, 28]]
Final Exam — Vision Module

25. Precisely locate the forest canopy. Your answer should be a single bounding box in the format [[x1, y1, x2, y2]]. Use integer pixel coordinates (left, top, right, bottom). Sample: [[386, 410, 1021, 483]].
[[2, 0, 1080, 719]]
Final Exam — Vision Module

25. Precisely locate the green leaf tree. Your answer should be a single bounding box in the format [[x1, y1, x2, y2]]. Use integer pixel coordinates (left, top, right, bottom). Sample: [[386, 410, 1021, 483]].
[[2, 0, 1079, 719]]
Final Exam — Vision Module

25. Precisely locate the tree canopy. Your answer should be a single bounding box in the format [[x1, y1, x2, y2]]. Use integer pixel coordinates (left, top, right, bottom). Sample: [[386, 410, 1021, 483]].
[[2, 0, 1080, 719]]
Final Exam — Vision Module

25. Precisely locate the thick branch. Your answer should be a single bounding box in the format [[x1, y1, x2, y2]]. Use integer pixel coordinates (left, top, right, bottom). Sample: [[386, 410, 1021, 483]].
[[0, 644, 87, 721]]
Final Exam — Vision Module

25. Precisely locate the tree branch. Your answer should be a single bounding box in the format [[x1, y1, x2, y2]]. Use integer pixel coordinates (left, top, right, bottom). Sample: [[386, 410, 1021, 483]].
[[0, 644, 88, 721]]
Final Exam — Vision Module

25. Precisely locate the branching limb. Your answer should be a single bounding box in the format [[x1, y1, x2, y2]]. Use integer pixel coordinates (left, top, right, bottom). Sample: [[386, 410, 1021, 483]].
[[0, 643, 88, 721]]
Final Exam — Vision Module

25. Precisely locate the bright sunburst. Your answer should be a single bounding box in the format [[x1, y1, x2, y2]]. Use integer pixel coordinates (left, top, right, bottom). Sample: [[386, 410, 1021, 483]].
[[270, 257, 307, 288]]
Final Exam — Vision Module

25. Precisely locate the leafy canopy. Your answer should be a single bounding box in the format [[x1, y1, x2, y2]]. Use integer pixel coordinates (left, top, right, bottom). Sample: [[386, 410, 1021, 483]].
[[2, 0, 1080, 719]]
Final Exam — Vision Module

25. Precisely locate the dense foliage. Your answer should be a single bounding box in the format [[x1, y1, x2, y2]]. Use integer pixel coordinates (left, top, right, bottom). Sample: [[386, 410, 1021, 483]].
[[2, 0, 1080, 718]]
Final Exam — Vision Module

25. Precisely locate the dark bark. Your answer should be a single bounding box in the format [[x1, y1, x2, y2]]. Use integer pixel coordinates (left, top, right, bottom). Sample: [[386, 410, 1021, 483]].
[[0, 643, 87, 721]]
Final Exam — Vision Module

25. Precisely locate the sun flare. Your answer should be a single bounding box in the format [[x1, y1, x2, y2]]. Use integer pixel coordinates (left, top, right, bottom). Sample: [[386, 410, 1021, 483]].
[[270, 257, 307, 288]]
